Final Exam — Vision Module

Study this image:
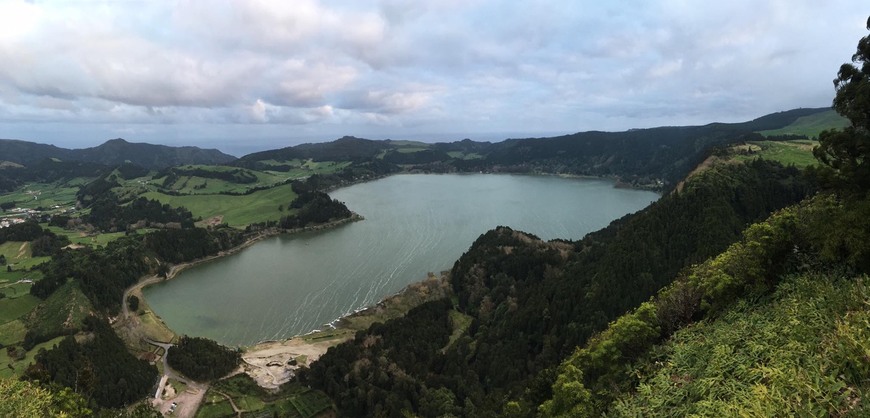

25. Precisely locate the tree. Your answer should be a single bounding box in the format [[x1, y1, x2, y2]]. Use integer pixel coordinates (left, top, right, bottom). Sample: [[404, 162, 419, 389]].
[[127, 295, 139, 312], [814, 16, 870, 194]]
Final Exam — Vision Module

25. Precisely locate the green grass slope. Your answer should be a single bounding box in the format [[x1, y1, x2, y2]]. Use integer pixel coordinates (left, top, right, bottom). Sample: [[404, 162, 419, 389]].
[[729, 140, 819, 168], [758, 109, 848, 139], [541, 193, 870, 417], [612, 271, 869, 417], [142, 182, 297, 227]]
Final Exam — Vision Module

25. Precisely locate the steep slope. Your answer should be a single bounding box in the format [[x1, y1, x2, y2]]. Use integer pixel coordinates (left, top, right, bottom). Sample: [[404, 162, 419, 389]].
[[542, 193, 870, 417], [613, 271, 869, 416], [301, 159, 814, 417]]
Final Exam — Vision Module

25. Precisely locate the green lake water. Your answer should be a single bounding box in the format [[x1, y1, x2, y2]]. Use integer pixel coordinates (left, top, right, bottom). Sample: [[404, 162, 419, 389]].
[[143, 174, 659, 346]]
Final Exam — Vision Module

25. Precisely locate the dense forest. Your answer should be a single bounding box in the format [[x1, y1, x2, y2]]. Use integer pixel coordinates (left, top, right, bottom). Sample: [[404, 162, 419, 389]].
[[300, 159, 814, 417], [233, 109, 828, 190], [24, 316, 158, 409], [167, 336, 241, 382]]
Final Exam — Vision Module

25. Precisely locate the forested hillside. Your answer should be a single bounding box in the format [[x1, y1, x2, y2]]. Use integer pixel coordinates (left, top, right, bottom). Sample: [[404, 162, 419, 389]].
[[0, 137, 234, 168], [300, 159, 813, 417], [540, 20, 870, 417], [235, 108, 830, 190]]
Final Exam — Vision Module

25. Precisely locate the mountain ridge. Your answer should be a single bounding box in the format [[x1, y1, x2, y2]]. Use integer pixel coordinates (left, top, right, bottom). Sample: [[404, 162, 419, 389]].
[[0, 137, 236, 169]]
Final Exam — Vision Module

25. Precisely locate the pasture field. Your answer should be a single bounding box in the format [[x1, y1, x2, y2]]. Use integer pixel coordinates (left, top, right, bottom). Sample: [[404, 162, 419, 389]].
[[758, 109, 848, 139], [0, 335, 64, 379], [730, 140, 819, 168], [0, 319, 26, 346], [0, 295, 39, 323], [142, 182, 298, 227], [0, 241, 48, 284], [45, 227, 144, 247], [194, 375, 335, 418], [446, 151, 484, 160], [194, 398, 235, 418], [25, 281, 92, 340], [396, 146, 427, 153], [0, 180, 83, 210]]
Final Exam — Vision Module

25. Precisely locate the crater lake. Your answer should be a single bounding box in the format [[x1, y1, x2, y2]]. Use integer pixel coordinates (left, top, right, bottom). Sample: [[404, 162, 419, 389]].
[[143, 174, 659, 346]]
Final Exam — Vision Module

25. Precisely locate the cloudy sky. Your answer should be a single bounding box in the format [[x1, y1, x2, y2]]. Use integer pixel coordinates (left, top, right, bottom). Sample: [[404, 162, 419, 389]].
[[0, 1, 866, 156]]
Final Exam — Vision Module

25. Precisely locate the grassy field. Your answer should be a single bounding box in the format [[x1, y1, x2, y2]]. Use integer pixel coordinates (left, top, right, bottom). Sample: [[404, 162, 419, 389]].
[[0, 241, 48, 284], [446, 151, 484, 160], [141, 162, 349, 197], [151, 165, 287, 195], [396, 146, 428, 153], [142, 182, 298, 227], [194, 366, 335, 417], [0, 180, 85, 210], [0, 335, 65, 379], [138, 307, 178, 343], [44, 226, 146, 247], [25, 281, 92, 339], [730, 140, 819, 168], [0, 319, 26, 346], [195, 396, 235, 418], [446, 310, 473, 350], [758, 109, 848, 139], [0, 294, 39, 323]]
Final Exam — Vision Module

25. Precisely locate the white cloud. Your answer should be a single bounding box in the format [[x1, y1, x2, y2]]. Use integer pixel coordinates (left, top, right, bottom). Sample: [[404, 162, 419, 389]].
[[0, 0, 866, 150]]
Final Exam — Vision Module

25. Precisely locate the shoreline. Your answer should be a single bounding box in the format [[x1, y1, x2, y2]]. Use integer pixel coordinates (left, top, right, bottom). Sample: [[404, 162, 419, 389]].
[[153, 212, 363, 285], [122, 170, 648, 347], [117, 213, 364, 347]]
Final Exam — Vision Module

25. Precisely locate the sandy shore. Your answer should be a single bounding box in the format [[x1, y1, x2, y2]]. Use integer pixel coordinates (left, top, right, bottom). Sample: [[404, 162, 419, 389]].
[[241, 337, 341, 389], [239, 274, 451, 388]]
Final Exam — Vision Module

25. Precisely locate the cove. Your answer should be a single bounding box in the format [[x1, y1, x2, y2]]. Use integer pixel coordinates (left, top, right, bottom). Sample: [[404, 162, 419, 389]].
[[143, 174, 659, 346]]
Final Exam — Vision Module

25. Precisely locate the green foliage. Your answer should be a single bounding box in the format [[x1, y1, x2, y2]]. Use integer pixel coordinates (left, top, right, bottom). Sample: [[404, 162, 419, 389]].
[[86, 196, 195, 231], [0, 294, 39, 323], [613, 272, 870, 416], [142, 182, 299, 227], [0, 221, 44, 244], [730, 140, 821, 168], [303, 160, 811, 417], [278, 190, 352, 228], [814, 18, 870, 195], [538, 364, 594, 418], [758, 109, 849, 139], [24, 281, 92, 349], [542, 184, 870, 416], [31, 237, 150, 314], [301, 299, 454, 417], [126, 295, 139, 312], [25, 316, 157, 409], [142, 227, 244, 264], [168, 336, 240, 382], [0, 377, 93, 417], [805, 195, 870, 272]]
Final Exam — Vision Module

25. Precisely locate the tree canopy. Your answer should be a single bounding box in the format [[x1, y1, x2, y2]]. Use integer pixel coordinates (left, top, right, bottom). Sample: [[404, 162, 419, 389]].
[[814, 16, 870, 194]]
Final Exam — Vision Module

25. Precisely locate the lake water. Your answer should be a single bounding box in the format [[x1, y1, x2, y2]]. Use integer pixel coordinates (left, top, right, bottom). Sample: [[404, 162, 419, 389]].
[[143, 174, 658, 346]]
